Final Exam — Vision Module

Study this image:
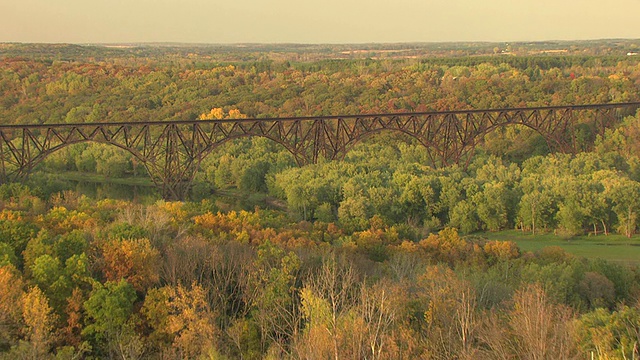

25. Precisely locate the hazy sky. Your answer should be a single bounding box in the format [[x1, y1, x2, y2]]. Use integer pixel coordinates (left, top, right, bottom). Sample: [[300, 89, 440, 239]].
[[2, 0, 640, 44]]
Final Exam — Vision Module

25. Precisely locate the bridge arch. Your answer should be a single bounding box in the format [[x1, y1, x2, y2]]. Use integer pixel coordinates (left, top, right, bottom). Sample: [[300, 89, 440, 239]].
[[201, 133, 311, 166], [480, 123, 570, 151], [336, 128, 444, 166], [16, 139, 148, 179]]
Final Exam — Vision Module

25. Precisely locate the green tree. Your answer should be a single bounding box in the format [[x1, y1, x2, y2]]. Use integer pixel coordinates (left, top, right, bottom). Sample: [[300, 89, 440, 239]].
[[0, 216, 38, 262], [0, 243, 17, 267], [338, 195, 370, 232], [53, 230, 87, 263], [473, 182, 514, 231], [518, 189, 555, 234], [556, 201, 586, 236], [611, 179, 640, 238], [449, 200, 479, 234], [577, 306, 640, 359], [30, 255, 63, 292], [250, 241, 301, 355], [23, 230, 55, 274], [82, 279, 141, 359]]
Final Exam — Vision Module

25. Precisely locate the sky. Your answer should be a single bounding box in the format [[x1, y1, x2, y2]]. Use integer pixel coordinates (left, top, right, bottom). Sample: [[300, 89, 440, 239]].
[[2, 0, 640, 44]]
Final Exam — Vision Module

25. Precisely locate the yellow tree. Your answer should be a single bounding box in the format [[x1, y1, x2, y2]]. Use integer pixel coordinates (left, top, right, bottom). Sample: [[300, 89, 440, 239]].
[[165, 282, 218, 359], [198, 107, 247, 120], [198, 107, 224, 120], [21, 286, 57, 359], [0, 265, 25, 348]]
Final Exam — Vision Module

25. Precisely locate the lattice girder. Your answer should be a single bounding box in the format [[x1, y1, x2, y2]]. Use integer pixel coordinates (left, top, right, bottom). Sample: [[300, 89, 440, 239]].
[[1, 102, 638, 200]]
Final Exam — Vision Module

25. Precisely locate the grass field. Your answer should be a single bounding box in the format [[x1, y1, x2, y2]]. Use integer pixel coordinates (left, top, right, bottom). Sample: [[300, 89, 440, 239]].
[[479, 230, 640, 265]]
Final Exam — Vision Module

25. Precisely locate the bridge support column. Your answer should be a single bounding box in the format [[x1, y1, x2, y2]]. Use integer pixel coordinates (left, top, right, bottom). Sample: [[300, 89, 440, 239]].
[[141, 123, 206, 201], [144, 161, 199, 201], [161, 180, 192, 201]]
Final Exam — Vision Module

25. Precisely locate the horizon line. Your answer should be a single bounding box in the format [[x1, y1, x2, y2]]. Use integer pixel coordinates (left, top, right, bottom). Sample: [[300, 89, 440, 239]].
[[2, 38, 640, 47]]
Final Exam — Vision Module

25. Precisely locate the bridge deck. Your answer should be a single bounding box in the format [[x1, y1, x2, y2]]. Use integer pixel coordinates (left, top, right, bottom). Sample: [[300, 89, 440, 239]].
[[1, 102, 639, 128]]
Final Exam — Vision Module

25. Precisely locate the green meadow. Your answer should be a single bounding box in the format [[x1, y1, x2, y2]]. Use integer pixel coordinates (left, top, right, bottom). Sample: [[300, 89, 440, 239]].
[[482, 230, 640, 264]]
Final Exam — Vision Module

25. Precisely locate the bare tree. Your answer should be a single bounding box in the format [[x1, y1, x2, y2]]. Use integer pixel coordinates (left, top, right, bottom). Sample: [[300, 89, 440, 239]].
[[294, 253, 360, 360], [508, 283, 579, 360], [358, 280, 399, 360], [418, 265, 479, 360]]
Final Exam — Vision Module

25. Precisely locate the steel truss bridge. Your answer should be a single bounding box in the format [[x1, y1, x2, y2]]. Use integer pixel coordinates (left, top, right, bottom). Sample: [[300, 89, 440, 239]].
[[1, 102, 639, 200]]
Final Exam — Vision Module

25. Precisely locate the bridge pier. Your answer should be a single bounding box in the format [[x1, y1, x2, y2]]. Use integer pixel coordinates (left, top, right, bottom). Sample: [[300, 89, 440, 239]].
[[161, 181, 192, 201]]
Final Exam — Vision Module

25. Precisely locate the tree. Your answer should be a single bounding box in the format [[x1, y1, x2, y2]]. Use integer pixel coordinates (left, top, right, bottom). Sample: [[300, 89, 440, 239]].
[[357, 280, 401, 360], [338, 195, 371, 232], [30, 255, 63, 293], [473, 182, 514, 232], [508, 283, 579, 359], [581, 174, 613, 236], [53, 230, 87, 263], [0, 265, 25, 350], [95, 146, 131, 178], [238, 160, 270, 193], [165, 282, 218, 359], [556, 201, 586, 236], [20, 286, 57, 359], [24, 247, 91, 319], [553, 176, 592, 236], [60, 287, 85, 348], [483, 240, 519, 266], [100, 238, 160, 292], [294, 254, 360, 360], [0, 242, 17, 267], [276, 166, 340, 221], [398, 177, 436, 226], [0, 215, 38, 261], [609, 178, 640, 238], [577, 272, 615, 310], [518, 189, 555, 235], [315, 202, 336, 223], [419, 228, 472, 266], [577, 306, 640, 360], [82, 280, 142, 359], [449, 200, 479, 234], [22, 229, 55, 274], [519, 261, 581, 305], [250, 241, 302, 355], [417, 264, 479, 359], [141, 286, 179, 358]]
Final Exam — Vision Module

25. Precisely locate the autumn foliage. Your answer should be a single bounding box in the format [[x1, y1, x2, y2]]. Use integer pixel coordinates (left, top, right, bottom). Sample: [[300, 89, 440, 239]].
[[1, 43, 640, 359]]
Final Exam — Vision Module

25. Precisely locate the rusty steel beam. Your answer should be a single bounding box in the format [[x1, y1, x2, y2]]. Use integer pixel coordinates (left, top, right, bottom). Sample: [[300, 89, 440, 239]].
[[0, 102, 638, 200]]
